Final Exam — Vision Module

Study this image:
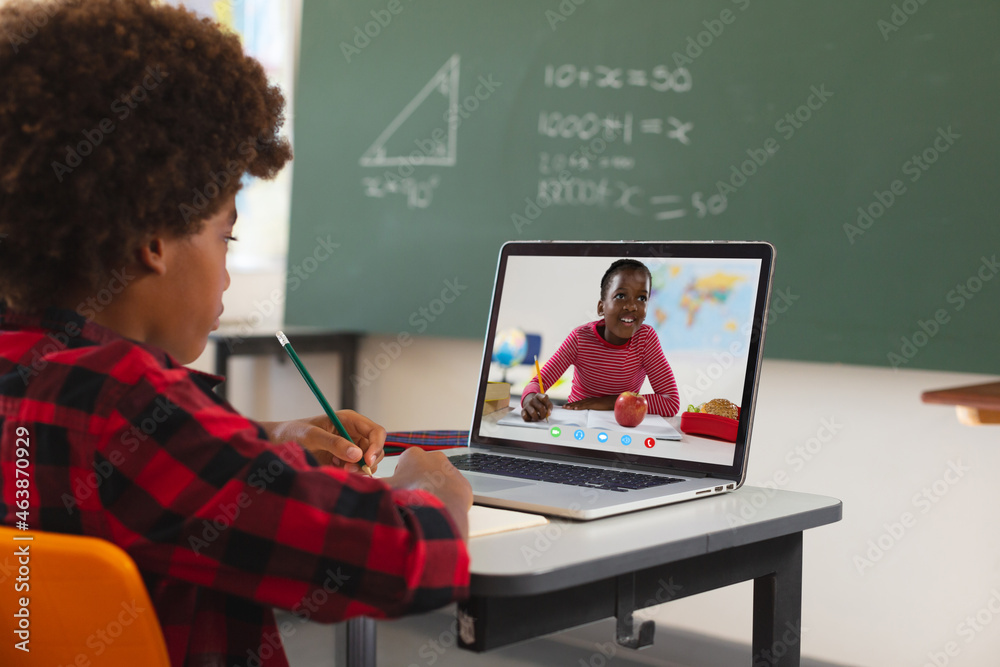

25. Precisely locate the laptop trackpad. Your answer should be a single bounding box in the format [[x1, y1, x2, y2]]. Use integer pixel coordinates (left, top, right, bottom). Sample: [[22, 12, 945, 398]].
[[467, 474, 533, 494]]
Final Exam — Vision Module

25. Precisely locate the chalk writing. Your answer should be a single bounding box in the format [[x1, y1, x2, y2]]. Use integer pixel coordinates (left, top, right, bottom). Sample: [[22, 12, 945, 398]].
[[544, 64, 692, 93], [362, 175, 440, 209], [360, 55, 460, 167], [538, 111, 633, 144], [539, 111, 693, 146], [535, 179, 726, 223], [691, 191, 728, 218], [538, 152, 635, 174]]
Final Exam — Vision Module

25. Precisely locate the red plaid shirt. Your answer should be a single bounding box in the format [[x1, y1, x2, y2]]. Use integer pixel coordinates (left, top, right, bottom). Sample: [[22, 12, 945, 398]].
[[0, 307, 469, 666]]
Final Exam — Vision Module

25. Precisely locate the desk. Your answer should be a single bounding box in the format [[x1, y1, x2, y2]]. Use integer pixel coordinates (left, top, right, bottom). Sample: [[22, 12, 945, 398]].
[[922, 381, 1000, 425], [338, 483, 841, 667], [208, 328, 361, 408]]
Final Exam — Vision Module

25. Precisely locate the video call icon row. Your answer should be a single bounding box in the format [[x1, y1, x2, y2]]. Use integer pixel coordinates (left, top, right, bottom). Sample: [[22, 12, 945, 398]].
[[550, 427, 656, 448]]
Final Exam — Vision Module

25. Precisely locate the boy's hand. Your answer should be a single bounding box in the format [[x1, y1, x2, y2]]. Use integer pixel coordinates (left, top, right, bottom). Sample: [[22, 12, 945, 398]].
[[385, 448, 472, 540], [521, 392, 553, 422], [259, 410, 386, 472], [565, 395, 617, 411]]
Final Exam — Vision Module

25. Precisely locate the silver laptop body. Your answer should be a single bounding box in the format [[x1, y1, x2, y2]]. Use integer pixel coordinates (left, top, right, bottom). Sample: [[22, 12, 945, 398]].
[[450, 240, 775, 520]]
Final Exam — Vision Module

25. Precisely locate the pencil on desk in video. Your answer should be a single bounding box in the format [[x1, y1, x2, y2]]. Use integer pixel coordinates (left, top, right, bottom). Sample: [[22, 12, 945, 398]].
[[275, 331, 373, 476], [534, 355, 549, 423]]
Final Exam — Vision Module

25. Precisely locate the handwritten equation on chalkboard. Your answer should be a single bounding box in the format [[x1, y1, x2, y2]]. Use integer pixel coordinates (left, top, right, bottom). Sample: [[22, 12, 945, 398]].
[[543, 63, 692, 92], [358, 55, 459, 210], [535, 62, 726, 222], [356, 56, 726, 220]]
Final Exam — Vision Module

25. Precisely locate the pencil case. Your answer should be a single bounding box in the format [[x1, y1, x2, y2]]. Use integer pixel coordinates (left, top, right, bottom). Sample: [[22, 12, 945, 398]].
[[679, 409, 739, 442], [383, 430, 468, 455]]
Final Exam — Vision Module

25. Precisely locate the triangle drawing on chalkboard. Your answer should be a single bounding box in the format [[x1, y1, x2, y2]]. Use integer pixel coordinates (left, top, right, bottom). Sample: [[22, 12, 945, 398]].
[[359, 54, 460, 168]]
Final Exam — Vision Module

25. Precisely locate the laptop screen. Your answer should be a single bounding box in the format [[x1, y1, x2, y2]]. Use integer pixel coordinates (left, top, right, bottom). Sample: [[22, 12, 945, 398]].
[[470, 241, 774, 480]]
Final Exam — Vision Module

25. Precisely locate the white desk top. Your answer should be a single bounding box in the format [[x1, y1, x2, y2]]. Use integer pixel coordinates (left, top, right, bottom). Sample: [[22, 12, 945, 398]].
[[374, 456, 841, 596]]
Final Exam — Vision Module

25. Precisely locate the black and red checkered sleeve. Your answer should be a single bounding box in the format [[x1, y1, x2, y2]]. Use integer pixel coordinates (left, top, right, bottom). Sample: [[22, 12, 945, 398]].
[[93, 344, 470, 623]]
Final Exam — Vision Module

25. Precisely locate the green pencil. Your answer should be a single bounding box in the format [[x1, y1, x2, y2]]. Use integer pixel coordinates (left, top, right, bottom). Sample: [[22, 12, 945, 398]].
[[276, 331, 373, 476]]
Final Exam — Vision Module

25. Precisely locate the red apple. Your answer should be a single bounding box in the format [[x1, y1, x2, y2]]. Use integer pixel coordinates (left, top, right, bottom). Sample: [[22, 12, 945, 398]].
[[614, 392, 647, 427]]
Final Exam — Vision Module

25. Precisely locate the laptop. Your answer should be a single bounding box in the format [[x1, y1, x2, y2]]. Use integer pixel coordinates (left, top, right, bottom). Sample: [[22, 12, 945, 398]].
[[447, 240, 775, 520]]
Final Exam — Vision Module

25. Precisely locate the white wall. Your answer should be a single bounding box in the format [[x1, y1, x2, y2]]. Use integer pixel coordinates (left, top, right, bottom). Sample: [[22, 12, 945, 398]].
[[196, 274, 1000, 667], [643, 359, 1000, 667]]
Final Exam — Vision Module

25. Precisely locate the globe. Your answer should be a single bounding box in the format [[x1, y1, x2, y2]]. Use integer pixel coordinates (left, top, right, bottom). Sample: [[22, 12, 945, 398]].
[[493, 328, 527, 368]]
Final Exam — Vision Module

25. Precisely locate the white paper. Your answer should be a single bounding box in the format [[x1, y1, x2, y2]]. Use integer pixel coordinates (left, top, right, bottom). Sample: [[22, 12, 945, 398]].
[[468, 505, 548, 537], [496, 406, 588, 429], [585, 410, 681, 439], [496, 406, 681, 440]]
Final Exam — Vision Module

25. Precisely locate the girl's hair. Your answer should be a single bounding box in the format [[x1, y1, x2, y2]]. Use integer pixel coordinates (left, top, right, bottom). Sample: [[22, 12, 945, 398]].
[[600, 259, 651, 299], [0, 0, 292, 310]]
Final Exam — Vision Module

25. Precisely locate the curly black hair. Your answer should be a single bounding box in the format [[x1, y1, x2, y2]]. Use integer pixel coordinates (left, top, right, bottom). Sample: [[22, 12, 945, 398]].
[[600, 259, 651, 300], [0, 0, 292, 310]]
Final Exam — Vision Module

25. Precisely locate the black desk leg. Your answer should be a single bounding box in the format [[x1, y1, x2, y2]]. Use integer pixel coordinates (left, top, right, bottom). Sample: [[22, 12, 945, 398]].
[[343, 617, 375, 667], [615, 572, 655, 649], [752, 532, 803, 667], [214, 340, 231, 401]]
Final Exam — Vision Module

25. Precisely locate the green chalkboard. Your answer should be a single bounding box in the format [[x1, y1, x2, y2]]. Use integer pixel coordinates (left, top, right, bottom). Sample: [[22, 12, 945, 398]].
[[287, 0, 1000, 374]]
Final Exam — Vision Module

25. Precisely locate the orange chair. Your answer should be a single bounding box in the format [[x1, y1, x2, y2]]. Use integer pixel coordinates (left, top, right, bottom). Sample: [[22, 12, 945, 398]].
[[0, 526, 171, 666]]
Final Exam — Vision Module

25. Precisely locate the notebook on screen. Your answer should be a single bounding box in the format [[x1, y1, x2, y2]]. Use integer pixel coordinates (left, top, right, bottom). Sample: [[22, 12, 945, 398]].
[[446, 240, 775, 520]]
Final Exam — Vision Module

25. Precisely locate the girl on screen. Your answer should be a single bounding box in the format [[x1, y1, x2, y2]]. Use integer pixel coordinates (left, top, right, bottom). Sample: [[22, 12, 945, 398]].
[[520, 259, 680, 421]]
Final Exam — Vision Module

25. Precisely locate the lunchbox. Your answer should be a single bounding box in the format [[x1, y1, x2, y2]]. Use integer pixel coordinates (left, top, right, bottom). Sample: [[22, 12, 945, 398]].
[[679, 408, 740, 442]]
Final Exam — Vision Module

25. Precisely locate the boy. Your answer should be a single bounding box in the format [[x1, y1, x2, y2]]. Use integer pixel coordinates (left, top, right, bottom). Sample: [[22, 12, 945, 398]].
[[0, 1, 472, 665]]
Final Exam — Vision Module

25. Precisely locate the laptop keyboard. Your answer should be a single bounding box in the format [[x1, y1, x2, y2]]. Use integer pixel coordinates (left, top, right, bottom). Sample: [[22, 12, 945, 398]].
[[449, 452, 684, 493]]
